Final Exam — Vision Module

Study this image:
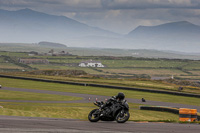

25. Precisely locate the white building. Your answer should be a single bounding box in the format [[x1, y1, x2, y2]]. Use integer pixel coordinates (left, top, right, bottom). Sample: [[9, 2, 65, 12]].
[[79, 60, 104, 67]]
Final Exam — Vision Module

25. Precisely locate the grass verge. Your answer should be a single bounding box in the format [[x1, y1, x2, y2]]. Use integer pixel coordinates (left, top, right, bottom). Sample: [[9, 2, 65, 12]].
[[2, 73, 200, 94], [0, 89, 82, 101], [1, 77, 200, 106], [0, 102, 179, 122]]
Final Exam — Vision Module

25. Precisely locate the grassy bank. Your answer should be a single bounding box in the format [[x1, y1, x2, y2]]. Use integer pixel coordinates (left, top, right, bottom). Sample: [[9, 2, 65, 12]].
[[0, 102, 179, 122], [0, 89, 82, 101], [0, 77, 197, 122], [1, 72, 200, 94], [1, 77, 200, 106]]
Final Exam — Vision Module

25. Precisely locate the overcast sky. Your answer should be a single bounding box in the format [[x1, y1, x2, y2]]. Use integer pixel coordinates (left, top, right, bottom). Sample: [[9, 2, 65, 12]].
[[0, 0, 200, 34]]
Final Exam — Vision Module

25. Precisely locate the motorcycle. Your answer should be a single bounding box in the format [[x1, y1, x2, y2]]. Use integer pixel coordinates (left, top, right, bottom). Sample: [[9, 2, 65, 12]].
[[88, 99, 130, 123]]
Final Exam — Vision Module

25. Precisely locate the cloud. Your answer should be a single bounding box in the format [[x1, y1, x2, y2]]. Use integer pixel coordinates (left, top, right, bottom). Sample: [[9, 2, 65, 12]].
[[1, 0, 200, 10], [100, 0, 200, 10], [0, 0, 200, 34], [1, 0, 200, 12]]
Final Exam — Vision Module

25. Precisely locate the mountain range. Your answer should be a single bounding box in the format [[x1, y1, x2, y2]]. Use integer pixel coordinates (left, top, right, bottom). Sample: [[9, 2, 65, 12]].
[[0, 8, 200, 53], [0, 8, 117, 42], [127, 21, 200, 52]]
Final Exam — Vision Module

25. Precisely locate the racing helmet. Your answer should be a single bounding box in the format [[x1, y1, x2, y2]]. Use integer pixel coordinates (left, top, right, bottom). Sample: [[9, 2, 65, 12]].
[[116, 92, 125, 100]]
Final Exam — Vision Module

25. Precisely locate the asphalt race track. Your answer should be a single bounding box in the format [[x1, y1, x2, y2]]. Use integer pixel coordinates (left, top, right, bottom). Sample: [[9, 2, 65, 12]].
[[0, 87, 200, 133], [0, 115, 199, 133]]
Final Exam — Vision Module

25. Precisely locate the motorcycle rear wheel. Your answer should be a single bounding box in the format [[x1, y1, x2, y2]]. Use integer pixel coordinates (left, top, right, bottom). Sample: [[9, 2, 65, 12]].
[[116, 111, 130, 123], [88, 109, 100, 122]]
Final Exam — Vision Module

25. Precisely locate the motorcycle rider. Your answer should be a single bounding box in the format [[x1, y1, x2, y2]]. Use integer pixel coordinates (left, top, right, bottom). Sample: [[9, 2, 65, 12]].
[[100, 92, 125, 116]]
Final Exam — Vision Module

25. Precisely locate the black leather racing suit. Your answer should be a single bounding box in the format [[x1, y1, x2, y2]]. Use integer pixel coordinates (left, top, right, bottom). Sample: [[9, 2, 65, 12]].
[[100, 96, 122, 116], [101, 96, 117, 108]]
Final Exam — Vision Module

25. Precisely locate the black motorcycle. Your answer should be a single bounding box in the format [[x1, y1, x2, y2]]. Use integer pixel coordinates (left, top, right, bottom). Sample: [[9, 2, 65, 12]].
[[88, 99, 130, 123]]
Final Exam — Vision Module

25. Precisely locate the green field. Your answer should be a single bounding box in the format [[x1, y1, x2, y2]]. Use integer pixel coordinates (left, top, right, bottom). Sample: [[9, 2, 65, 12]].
[[0, 89, 82, 101], [0, 102, 178, 122], [0, 77, 184, 122], [1, 77, 200, 106], [1, 72, 200, 94], [1, 50, 200, 80]]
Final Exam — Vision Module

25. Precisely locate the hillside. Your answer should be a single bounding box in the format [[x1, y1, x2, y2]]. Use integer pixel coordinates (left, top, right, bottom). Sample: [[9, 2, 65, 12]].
[[38, 42, 67, 48], [0, 8, 117, 44], [127, 21, 200, 52]]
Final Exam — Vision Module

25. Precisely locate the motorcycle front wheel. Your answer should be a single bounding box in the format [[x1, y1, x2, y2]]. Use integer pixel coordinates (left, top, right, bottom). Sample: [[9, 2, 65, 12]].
[[116, 111, 130, 123], [88, 109, 100, 122]]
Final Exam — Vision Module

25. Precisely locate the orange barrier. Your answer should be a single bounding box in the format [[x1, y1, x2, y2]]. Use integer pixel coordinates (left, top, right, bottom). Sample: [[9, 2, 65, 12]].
[[179, 108, 191, 122], [191, 109, 197, 122], [179, 108, 198, 122]]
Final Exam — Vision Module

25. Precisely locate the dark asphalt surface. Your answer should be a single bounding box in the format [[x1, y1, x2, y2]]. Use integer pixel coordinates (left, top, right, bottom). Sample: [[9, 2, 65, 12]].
[[0, 87, 200, 132], [0, 115, 199, 133]]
